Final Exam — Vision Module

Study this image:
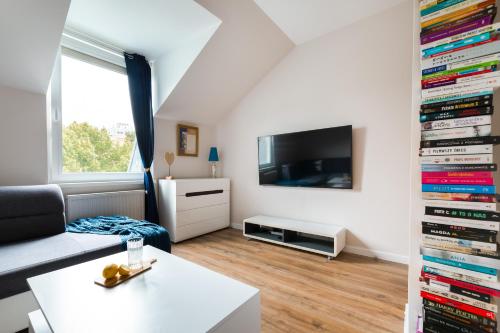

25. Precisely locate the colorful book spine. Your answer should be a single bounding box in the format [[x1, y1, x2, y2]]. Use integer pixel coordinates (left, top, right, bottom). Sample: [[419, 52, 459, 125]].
[[425, 206, 500, 221], [421, 15, 494, 45], [420, 154, 493, 164], [422, 223, 497, 244], [422, 176, 494, 185], [430, 279, 493, 302], [422, 62, 498, 82], [421, 115, 491, 130], [422, 191, 497, 203], [421, 0, 494, 25], [421, 0, 470, 16], [422, 69, 497, 89], [420, 136, 499, 148], [429, 279, 492, 303], [423, 265, 499, 288], [421, 283, 498, 312], [423, 255, 498, 275], [419, 144, 494, 155], [421, 164, 497, 171], [422, 40, 500, 69], [423, 55, 500, 78], [423, 259, 498, 281], [421, 290, 497, 320], [422, 184, 496, 194], [421, 125, 491, 140], [422, 271, 500, 296], [422, 234, 497, 251], [423, 297, 498, 328], [422, 89, 493, 105], [424, 310, 495, 332], [421, 22, 500, 50], [422, 31, 493, 58], [419, 107, 493, 122], [424, 214, 499, 231], [421, 2, 496, 32], [421, 247, 500, 270], [424, 199, 497, 211], [422, 76, 500, 99]]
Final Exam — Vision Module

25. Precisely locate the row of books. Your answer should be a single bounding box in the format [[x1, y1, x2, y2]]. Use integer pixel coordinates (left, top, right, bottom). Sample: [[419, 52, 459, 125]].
[[419, 0, 500, 332]]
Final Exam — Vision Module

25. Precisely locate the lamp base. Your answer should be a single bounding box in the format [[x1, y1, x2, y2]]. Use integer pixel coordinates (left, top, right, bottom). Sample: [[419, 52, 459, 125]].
[[211, 163, 217, 178]]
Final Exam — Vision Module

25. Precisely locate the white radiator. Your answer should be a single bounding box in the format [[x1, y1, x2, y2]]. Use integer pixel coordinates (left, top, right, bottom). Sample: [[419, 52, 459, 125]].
[[66, 190, 145, 222]]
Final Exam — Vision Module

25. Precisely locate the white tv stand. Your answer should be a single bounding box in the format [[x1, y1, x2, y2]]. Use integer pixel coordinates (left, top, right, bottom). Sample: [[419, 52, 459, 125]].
[[243, 215, 346, 259]]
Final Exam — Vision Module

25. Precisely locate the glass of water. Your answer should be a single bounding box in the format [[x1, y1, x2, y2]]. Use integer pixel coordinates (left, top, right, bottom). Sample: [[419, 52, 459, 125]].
[[127, 237, 144, 270]]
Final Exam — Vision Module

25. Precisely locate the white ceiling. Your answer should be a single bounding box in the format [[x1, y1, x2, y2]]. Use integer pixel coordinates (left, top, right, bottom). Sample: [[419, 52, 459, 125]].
[[254, 0, 409, 45], [0, 0, 70, 93], [66, 0, 220, 60]]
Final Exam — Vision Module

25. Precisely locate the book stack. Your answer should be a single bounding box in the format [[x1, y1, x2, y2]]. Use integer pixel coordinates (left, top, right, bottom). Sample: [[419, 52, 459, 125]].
[[419, 0, 500, 332]]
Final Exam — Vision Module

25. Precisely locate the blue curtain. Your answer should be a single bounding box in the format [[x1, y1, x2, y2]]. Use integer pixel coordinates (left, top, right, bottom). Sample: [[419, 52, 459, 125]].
[[124, 53, 159, 223]]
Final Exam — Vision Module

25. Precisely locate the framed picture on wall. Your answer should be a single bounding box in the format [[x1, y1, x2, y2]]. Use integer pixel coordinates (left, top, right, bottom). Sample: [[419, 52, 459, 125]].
[[177, 124, 199, 157]]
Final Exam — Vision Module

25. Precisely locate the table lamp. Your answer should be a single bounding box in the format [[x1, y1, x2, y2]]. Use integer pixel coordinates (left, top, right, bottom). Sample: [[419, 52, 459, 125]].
[[208, 147, 219, 178]]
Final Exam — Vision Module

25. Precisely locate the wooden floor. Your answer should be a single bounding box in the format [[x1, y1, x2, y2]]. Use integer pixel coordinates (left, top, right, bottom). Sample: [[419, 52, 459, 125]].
[[172, 228, 408, 333]]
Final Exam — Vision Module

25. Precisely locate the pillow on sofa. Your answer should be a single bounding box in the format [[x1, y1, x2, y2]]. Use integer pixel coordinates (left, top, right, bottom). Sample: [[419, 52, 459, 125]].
[[0, 185, 66, 243]]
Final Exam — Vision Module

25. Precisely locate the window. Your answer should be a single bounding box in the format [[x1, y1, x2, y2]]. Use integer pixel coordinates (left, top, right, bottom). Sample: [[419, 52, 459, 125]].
[[50, 37, 142, 182], [258, 136, 274, 168]]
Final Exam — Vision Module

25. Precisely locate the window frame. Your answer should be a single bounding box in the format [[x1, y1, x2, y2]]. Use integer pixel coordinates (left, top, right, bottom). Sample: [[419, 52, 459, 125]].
[[258, 136, 275, 170], [49, 32, 143, 184]]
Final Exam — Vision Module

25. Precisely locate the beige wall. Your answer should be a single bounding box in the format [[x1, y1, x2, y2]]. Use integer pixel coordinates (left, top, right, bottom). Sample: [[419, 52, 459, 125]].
[[153, 117, 216, 179], [216, 1, 413, 262], [0, 85, 48, 185]]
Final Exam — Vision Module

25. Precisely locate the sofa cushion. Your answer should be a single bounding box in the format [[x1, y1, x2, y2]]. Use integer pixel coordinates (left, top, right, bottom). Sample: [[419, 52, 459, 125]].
[[0, 185, 66, 243], [0, 214, 66, 244], [0, 185, 64, 219], [0, 232, 122, 299]]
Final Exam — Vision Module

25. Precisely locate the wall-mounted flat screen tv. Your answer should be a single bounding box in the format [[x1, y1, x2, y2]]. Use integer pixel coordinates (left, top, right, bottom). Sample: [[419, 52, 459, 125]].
[[258, 125, 352, 189]]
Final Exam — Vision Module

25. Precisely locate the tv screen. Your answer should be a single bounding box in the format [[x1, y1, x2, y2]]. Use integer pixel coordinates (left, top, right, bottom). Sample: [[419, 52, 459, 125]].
[[258, 125, 352, 189]]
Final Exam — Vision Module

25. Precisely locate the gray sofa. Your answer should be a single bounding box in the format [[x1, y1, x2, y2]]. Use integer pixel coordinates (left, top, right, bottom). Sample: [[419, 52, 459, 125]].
[[0, 185, 123, 300]]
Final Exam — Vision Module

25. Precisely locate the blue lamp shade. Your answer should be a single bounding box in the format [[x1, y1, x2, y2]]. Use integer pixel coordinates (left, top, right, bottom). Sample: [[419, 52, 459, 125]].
[[208, 147, 219, 162]]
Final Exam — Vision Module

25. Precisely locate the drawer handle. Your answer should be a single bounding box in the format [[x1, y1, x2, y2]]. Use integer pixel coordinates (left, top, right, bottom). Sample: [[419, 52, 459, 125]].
[[185, 189, 223, 197]]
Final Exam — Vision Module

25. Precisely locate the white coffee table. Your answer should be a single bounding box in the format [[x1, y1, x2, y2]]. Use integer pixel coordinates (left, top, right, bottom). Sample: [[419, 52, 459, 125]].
[[27, 246, 260, 333]]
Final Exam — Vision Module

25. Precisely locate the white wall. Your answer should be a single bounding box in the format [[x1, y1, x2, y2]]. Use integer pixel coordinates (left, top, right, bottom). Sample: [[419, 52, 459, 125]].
[[153, 24, 220, 111], [0, 85, 48, 185], [216, 1, 413, 263], [0, 0, 70, 94], [153, 118, 216, 179]]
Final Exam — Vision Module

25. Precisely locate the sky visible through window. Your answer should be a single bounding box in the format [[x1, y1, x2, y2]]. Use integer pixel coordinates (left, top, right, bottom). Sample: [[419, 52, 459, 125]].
[[61, 55, 133, 129], [61, 54, 140, 173]]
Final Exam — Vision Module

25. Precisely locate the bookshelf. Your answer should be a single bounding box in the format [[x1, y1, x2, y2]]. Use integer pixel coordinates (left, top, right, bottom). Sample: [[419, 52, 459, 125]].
[[409, 1, 500, 332]]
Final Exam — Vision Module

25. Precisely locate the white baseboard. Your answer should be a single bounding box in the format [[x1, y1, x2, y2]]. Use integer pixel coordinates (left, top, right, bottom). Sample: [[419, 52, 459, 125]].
[[231, 223, 243, 230], [344, 245, 408, 264], [404, 303, 409, 333]]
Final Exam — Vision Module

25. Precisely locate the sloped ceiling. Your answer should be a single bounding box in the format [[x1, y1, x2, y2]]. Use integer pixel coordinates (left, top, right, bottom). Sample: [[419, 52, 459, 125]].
[[65, 0, 220, 60], [0, 0, 70, 94], [154, 0, 295, 124], [254, 0, 409, 44]]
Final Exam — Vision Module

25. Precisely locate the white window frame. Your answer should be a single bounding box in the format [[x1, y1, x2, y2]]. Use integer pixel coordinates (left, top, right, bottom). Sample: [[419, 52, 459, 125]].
[[258, 136, 275, 169], [49, 30, 143, 184]]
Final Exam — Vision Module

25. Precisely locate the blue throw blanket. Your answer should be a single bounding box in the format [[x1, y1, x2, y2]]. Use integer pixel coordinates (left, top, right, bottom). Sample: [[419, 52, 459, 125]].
[[66, 215, 171, 253]]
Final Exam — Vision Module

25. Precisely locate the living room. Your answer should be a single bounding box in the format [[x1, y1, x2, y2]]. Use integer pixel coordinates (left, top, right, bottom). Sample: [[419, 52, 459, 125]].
[[1, 0, 499, 332]]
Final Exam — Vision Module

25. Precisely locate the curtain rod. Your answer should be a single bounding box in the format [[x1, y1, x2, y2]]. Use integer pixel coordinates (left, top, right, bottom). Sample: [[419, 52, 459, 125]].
[[63, 27, 125, 58]]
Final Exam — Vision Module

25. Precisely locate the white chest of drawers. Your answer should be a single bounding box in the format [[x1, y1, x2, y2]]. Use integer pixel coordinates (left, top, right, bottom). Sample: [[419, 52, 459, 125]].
[[158, 178, 230, 242]]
